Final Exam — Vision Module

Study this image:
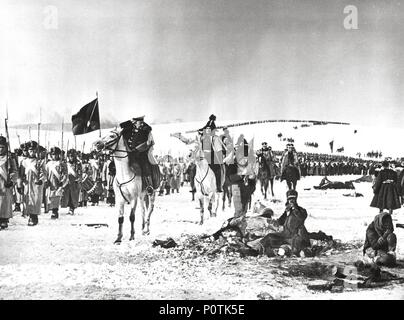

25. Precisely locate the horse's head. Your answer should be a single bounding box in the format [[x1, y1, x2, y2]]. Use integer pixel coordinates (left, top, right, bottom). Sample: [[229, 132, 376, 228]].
[[92, 129, 121, 153], [191, 141, 206, 162]]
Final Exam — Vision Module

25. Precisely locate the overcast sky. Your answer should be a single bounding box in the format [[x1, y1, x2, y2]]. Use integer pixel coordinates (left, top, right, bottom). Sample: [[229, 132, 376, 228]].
[[0, 0, 403, 128]]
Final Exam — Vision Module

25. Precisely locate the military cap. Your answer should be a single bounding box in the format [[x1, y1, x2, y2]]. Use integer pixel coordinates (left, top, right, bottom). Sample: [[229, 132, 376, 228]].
[[27, 141, 38, 150], [209, 114, 216, 121], [286, 190, 298, 200], [132, 115, 145, 122], [50, 146, 62, 155], [67, 149, 77, 157]]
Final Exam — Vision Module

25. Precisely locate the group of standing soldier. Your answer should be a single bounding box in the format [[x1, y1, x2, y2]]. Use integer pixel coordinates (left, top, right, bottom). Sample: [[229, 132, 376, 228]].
[[0, 136, 116, 230]]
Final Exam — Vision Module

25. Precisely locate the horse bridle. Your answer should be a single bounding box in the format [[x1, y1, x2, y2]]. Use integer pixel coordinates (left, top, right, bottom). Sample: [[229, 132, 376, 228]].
[[100, 131, 129, 159], [98, 130, 137, 203]]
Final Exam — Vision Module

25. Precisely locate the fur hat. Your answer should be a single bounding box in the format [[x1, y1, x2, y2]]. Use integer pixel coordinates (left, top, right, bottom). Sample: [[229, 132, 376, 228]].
[[50, 146, 62, 155], [67, 149, 77, 157], [0, 136, 7, 147], [27, 141, 38, 150]]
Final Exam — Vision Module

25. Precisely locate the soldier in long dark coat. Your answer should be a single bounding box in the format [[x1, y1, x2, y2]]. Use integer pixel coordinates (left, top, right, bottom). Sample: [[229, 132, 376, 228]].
[[258, 190, 311, 256], [370, 160, 401, 214]]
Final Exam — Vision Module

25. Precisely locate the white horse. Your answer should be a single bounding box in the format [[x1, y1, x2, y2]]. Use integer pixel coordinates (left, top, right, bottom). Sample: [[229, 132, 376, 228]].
[[93, 129, 156, 243], [171, 133, 220, 224]]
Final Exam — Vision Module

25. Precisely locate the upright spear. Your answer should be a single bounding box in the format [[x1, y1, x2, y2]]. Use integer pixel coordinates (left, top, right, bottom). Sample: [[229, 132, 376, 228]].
[[36, 106, 42, 183], [61, 119, 64, 151], [4, 104, 11, 183], [96, 91, 101, 138]]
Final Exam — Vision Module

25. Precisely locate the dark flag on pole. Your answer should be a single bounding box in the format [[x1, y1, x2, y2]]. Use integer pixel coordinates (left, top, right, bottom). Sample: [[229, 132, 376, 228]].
[[71, 98, 100, 135], [329, 140, 334, 153]]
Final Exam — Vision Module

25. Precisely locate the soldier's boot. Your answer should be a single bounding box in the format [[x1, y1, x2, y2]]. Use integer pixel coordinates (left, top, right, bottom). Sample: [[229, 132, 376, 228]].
[[0, 218, 8, 230], [68, 207, 75, 215], [28, 215, 38, 226], [144, 176, 154, 195], [51, 208, 59, 219]]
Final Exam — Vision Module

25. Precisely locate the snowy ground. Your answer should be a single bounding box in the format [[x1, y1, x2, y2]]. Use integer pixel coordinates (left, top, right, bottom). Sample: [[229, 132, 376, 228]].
[[1, 175, 403, 300]]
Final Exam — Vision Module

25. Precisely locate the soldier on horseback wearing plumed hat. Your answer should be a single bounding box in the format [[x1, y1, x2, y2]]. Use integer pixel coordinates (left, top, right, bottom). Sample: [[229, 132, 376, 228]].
[[198, 115, 225, 193]]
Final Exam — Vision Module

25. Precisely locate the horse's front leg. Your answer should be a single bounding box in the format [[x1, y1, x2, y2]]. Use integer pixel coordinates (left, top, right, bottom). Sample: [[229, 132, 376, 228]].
[[199, 196, 204, 225], [208, 193, 215, 217], [114, 203, 125, 244], [142, 193, 154, 235], [270, 178, 275, 197], [129, 198, 138, 241]]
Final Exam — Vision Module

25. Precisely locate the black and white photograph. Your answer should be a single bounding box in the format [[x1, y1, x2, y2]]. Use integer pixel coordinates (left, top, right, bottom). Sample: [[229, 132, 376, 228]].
[[1, 0, 404, 304]]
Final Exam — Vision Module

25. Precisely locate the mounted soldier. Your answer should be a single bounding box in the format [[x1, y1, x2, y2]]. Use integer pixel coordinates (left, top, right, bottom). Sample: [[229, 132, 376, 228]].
[[120, 116, 158, 195], [280, 143, 300, 190], [257, 142, 277, 177], [256, 142, 277, 198], [198, 119, 225, 193]]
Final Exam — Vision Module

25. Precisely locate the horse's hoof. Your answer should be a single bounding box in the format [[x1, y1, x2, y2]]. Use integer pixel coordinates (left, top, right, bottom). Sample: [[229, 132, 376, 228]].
[[129, 236, 135, 241], [114, 240, 122, 245], [199, 221, 203, 225], [142, 231, 150, 236]]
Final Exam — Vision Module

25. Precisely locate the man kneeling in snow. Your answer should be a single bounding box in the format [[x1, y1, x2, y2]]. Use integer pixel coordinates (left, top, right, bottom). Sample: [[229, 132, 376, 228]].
[[258, 190, 311, 256], [363, 211, 397, 267]]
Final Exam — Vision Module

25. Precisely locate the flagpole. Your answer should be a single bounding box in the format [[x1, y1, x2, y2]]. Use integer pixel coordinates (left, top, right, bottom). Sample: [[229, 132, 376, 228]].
[[96, 91, 101, 138]]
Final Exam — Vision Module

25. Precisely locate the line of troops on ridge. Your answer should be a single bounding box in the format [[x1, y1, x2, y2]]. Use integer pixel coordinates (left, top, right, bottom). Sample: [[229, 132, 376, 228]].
[[0, 136, 116, 229]]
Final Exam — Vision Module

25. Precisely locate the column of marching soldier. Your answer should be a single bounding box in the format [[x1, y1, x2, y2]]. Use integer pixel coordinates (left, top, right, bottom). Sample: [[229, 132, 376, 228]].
[[0, 136, 116, 229]]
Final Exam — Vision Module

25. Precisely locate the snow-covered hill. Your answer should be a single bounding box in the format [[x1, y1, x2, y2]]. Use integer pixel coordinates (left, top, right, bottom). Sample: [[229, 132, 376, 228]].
[[4, 120, 403, 159]]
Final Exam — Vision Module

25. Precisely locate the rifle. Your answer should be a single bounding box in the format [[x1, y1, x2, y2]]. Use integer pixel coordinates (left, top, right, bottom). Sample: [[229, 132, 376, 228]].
[[4, 111, 13, 186], [35, 119, 42, 185]]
